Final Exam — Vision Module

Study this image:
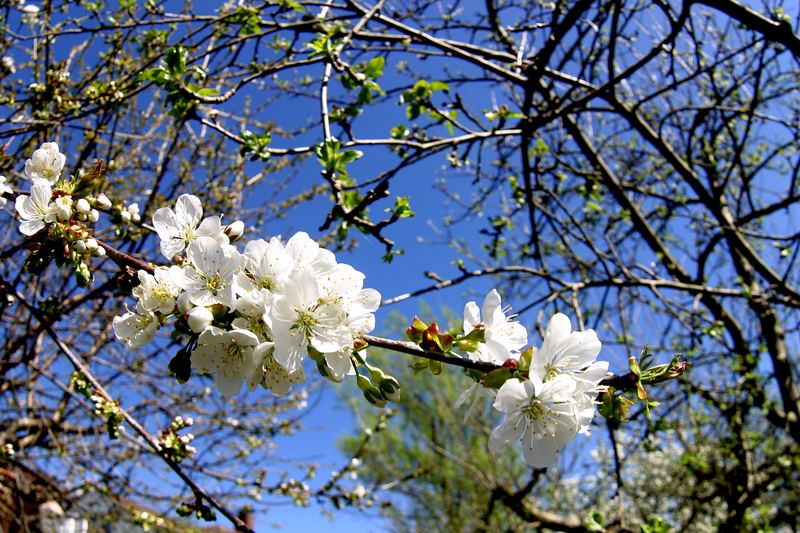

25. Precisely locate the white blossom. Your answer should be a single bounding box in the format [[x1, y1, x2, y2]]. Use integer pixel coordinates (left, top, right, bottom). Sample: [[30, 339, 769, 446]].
[[132, 267, 182, 314], [271, 269, 352, 373], [1, 56, 15, 74], [490, 375, 581, 468], [171, 237, 243, 307], [481, 289, 528, 361], [152, 194, 228, 260], [0, 175, 11, 208], [285, 231, 337, 273], [53, 195, 72, 221], [15, 180, 53, 235], [235, 237, 293, 295], [231, 290, 272, 341], [531, 313, 602, 382], [251, 342, 306, 395], [225, 220, 245, 242], [317, 263, 380, 335], [113, 305, 159, 349], [24, 142, 66, 184], [191, 327, 260, 397], [127, 202, 141, 222]]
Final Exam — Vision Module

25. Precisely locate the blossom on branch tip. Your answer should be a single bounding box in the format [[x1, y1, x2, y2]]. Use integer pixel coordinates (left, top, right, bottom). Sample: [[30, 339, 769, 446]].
[[531, 313, 602, 382], [481, 289, 527, 361], [25, 142, 66, 184], [15, 180, 53, 235]]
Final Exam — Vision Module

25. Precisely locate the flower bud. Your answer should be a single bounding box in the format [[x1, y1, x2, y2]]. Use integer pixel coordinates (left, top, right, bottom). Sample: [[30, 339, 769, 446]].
[[187, 307, 214, 333], [356, 374, 372, 392], [224, 220, 245, 242], [95, 193, 112, 210], [363, 386, 387, 408], [75, 198, 91, 214], [378, 375, 401, 403], [73, 240, 87, 253], [176, 292, 193, 314], [120, 210, 131, 223], [88, 209, 100, 223], [85, 238, 99, 251], [94, 247, 106, 257]]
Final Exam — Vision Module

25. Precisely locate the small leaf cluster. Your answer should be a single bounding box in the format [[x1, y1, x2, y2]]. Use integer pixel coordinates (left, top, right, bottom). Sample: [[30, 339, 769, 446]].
[[137, 46, 217, 120]]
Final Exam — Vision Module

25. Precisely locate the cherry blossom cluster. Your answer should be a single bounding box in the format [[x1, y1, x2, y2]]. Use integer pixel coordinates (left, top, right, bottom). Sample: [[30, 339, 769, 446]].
[[455, 291, 607, 468], [7, 141, 614, 471], [112, 193, 381, 398], [8, 143, 117, 285]]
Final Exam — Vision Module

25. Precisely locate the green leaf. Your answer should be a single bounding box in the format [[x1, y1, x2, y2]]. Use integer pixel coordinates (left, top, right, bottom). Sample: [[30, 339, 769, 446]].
[[388, 196, 414, 218], [479, 368, 514, 389]]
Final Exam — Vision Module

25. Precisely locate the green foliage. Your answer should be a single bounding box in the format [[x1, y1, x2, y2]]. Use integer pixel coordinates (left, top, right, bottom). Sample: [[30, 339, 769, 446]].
[[314, 137, 363, 180], [341, 56, 385, 104], [240, 130, 273, 161], [137, 46, 217, 120]]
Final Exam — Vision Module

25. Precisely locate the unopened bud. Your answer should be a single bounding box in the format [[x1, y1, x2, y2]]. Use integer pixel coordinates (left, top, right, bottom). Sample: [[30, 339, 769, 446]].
[[88, 209, 100, 223], [85, 238, 99, 251], [224, 220, 245, 242], [363, 386, 387, 408], [120, 210, 131, 223], [356, 374, 372, 392], [95, 193, 112, 210], [177, 292, 193, 314], [94, 246, 106, 257], [378, 376, 401, 402], [187, 307, 214, 333], [74, 240, 87, 253], [75, 198, 91, 214]]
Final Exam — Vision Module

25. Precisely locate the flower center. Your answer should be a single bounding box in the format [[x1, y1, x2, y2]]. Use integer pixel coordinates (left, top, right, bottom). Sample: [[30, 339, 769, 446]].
[[543, 363, 560, 382], [183, 226, 196, 244], [153, 286, 173, 301], [522, 398, 545, 421], [224, 341, 245, 372], [256, 276, 275, 291], [203, 274, 224, 295], [296, 311, 317, 334]]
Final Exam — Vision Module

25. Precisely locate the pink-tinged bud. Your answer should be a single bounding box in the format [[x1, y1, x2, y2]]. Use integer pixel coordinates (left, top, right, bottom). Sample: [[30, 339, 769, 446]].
[[502, 358, 518, 369], [186, 307, 214, 333]]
